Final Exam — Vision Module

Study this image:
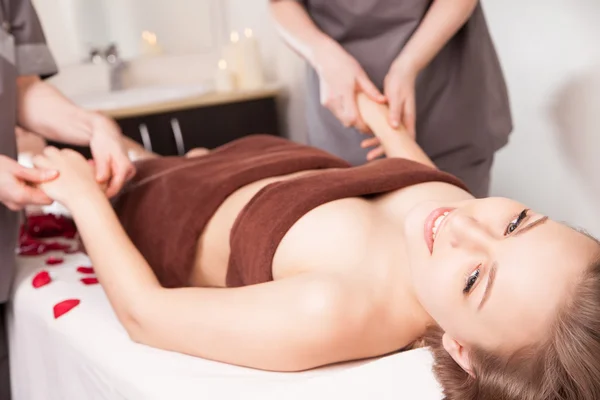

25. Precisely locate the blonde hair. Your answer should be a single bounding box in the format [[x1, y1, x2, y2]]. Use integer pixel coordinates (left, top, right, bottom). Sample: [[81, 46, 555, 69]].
[[425, 253, 600, 400]]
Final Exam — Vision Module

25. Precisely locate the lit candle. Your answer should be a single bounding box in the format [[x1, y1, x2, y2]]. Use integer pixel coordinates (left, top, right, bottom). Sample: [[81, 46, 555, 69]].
[[238, 28, 265, 90], [222, 31, 243, 78], [141, 30, 164, 57], [215, 59, 236, 93]]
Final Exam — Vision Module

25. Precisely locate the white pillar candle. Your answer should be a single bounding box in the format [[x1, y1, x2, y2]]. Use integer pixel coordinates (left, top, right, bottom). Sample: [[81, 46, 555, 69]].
[[238, 28, 265, 90], [215, 59, 236, 93], [222, 31, 243, 78]]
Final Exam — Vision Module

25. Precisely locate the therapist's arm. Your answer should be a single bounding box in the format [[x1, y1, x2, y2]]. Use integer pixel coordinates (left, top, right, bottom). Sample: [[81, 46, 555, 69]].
[[270, 0, 384, 132], [395, 0, 479, 74], [17, 75, 103, 145], [384, 0, 479, 134], [16, 76, 134, 197], [268, 0, 329, 66]]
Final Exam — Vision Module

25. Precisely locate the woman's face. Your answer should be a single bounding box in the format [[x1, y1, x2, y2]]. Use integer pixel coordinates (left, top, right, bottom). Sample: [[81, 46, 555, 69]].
[[404, 197, 599, 353]]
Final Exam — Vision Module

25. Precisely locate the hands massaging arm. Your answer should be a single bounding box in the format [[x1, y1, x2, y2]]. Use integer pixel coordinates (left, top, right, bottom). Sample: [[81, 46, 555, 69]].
[[356, 93, 437, 169]]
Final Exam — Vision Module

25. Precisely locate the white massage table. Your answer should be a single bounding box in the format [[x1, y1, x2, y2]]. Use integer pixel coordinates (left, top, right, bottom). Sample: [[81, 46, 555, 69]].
[[6, 243, 444, 400]]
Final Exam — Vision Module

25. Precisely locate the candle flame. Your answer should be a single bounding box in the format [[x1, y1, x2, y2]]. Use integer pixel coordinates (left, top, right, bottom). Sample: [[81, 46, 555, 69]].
[[230, 31, 240, 43], [244, 28, 253, 38], [142, 30, 158, 45], [218, 59, 227, 70]]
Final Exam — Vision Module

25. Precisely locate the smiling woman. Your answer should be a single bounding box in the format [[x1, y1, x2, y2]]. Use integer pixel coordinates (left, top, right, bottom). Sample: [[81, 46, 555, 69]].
[[29, 94, 600, 399]]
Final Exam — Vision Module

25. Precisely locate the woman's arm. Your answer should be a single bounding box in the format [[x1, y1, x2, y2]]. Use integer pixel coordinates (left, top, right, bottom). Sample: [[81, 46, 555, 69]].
[[357, 94, 436, 169], [74, 192, 371, 371], [33, 148, 375, 371]]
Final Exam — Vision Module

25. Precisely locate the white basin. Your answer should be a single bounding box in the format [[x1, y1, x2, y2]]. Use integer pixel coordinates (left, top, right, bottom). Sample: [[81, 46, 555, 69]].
[[70, 84, 210, 111]]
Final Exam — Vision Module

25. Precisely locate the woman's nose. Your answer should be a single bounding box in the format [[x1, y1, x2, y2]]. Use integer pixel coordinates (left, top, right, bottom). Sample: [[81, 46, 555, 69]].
[[445, 213, 494, 251]]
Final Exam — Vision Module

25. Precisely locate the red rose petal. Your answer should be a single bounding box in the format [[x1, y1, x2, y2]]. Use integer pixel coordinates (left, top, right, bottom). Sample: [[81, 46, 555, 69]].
[[24, 214, 77, 239], [18, 243, 47, 256], [76, 266, 95, 274], [81, 277, 99, 285], [45, 257, 64, 266], [44, 242, 72, 252], [53, 299, 81, 319], [32, 271, 52, 289]]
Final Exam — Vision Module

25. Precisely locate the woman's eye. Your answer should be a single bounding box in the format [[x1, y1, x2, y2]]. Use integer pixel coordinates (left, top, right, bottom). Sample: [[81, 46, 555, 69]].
[[504, 209, 529, 236], [463, 269, 480, 294]]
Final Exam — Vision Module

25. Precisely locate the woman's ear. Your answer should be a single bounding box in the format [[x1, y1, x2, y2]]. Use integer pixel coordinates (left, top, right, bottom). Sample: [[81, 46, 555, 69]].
[[442, 333, 475, 377]]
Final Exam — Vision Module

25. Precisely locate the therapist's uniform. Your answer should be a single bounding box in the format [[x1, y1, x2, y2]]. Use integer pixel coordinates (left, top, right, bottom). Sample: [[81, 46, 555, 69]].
[[0, 1, 57, 398], [291, 0, 512, 197]]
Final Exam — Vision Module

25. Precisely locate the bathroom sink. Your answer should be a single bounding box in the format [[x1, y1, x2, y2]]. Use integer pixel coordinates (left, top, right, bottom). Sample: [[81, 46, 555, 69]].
[[70, 84, 210, 111]]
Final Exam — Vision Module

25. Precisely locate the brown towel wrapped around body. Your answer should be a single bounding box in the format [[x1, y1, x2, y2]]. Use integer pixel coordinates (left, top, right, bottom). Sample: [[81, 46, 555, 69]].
[[112, 135, 467, 288]]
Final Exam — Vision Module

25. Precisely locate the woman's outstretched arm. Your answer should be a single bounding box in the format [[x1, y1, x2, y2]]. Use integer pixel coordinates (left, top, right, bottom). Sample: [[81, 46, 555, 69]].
[[32, 147, 381, 371], [356, 94, 437, 169]]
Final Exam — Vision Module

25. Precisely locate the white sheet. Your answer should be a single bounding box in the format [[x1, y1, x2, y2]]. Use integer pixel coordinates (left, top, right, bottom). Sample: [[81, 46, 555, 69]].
[[7, 248, 443, 400]]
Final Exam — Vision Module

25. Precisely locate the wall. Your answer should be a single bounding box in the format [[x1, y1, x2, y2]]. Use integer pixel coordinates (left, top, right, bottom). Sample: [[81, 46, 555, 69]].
[[33, 0, 223, 62], [483, 0, 600, 236]]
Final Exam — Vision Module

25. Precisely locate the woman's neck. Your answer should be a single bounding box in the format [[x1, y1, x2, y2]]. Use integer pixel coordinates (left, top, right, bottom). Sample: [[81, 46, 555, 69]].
[[367, 203, 434, 338], [370, 182, 472, 336]]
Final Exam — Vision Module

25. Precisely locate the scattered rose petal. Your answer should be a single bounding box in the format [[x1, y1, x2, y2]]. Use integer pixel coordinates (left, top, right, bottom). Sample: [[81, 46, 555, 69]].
[[76, 266, 95, 274], [53, 299, 81, 319], [18, 233, 72, 257], [18, 242, 47, 256], [44, 242, 72, 252], [24, 214, 77, 239], [45, 257, 64, 266], [32, 271, 52, 289], [18, 214, 79, 257], [81, 277, 99, 285]]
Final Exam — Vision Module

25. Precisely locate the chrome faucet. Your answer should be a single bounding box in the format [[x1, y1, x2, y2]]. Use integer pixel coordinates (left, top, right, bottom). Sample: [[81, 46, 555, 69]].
[[104, 43, 127, 92], [87, 44, 128, 91]]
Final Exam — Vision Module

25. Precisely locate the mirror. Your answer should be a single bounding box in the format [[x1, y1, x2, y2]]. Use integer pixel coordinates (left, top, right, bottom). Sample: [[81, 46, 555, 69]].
[[33, 0, 227, 66]]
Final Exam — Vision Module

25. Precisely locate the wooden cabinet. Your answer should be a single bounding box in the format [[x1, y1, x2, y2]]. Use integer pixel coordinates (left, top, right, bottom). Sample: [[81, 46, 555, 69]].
[[49, 95, 280, 158]]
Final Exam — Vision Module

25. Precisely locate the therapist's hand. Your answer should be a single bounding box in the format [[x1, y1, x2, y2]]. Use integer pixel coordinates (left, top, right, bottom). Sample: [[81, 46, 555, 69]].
[[384, 60, 418, 138], [313, 39, 385, 132], [88, 115, 135, 198], [0, 155, 58, 211]]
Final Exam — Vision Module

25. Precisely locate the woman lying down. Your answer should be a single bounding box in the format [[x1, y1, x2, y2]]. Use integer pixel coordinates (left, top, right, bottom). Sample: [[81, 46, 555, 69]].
[[31, 95, 600, 400]]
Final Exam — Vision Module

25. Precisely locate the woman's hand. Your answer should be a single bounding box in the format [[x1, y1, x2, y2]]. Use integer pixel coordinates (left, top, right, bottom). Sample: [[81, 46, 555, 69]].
[[356, 93, 426, 163], [313, 39, 385, 132], [32, 147, 104, 207], [360, 136, 386, 161], [383, 60, 418, 138]]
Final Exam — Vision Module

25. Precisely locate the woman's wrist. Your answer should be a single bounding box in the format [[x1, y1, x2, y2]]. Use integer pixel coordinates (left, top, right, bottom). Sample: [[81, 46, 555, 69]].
[[64, 185, 106, 214]]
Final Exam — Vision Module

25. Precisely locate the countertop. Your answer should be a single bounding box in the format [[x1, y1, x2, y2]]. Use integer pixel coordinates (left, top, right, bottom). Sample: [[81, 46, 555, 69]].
[[93, 84, 281, 120]]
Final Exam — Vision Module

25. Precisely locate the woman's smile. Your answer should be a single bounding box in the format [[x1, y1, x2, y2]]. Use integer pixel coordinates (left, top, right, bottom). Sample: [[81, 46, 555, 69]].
[[424, 207, 455, 254]]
